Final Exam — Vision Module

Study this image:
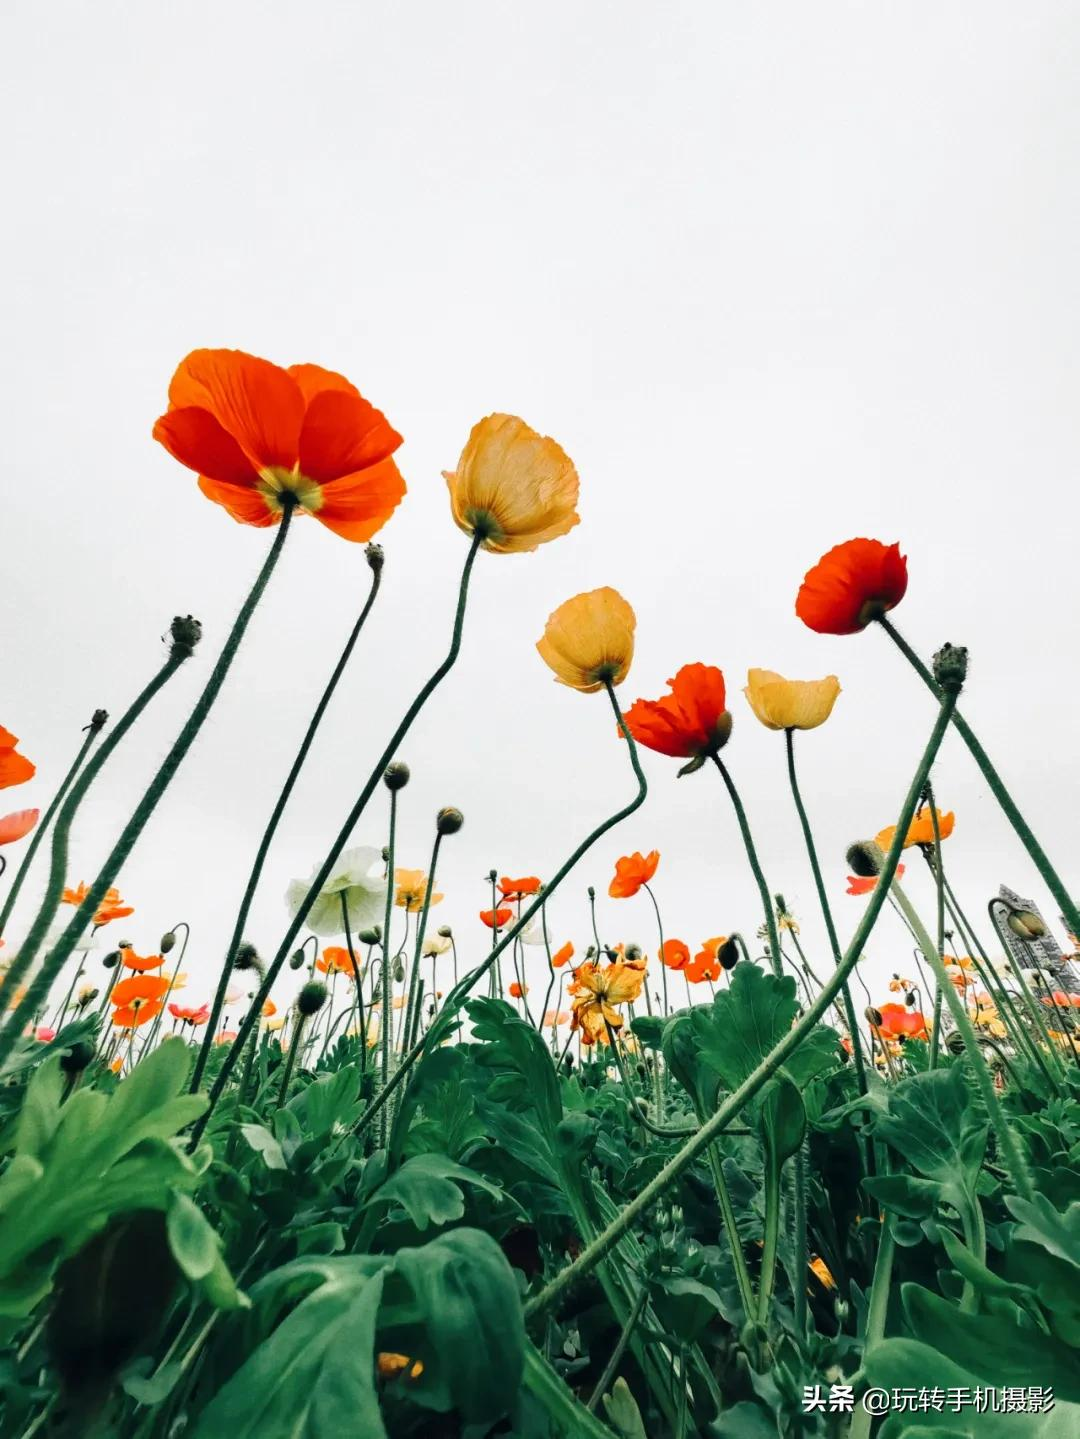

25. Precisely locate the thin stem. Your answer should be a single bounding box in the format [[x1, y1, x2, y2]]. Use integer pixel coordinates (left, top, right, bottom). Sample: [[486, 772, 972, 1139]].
[[711, 755, 782, 978], [0, 712, 106, 941], [341, 891, 366, 1070], [793, 1140, 809, 1338], [987, 900, 1071, 1076], [190, 558, 381, 1093], [643, 883, 670, 1017], [585, 1285, 648, 1412], [523, 689, 957, 1321], [277, 1013, 306, 1107], [849, 1212, 896, 1439], [192, 535, 482, 1142], [879, 616, 1080, 939], [378, 789, 398, 1143], [401, 830, 443, 1064], [142, 921, 190, 1055], [927, 794, 946, 1069]]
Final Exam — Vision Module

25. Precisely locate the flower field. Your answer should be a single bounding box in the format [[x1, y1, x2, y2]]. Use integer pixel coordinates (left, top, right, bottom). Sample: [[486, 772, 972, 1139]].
[[2, 348, 1079, 1438]]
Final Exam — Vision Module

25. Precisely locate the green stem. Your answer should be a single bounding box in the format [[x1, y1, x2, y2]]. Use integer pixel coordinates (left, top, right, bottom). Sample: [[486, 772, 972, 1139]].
[[192, 535, 482, 1143], [522, 1343, 618, 1439], [524, 689, 957, 1322], [849, 1215, 896, 1439], [711, 755, 782, 978], [585, 1285, 648, 1412], [142, 922, 190, 1055], [190, 555, 382, 1093], [793, 1139, 809, 1338], [400, 830, 443, 1071], [351, 677, 649, 1139], [643, 883, 670, 1018], [756, 1136, 782, 1326], [879, 616, 1080, 939], [341, 891, 366, 1071], [277, 1013, 306, 1107], [987, 900, 1071, 1076], [0, 643, 195, 1059], [888, 878, 1034, 1200], [0, 712, 106, 941], [927, 792, 946, 1069]]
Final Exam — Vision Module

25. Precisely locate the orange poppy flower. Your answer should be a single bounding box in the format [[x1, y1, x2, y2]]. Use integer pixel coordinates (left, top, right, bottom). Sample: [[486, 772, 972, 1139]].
[[846, 865, 905, 894], [94, 890, 134, 925], [543, 1009, 571, 1028], [1042, 990, 1080, 1009], [112, 973, 170, 1028], [316, 946, 359, 977], [0, 809, 38, 845], [875, 1002, 929, 1040], [508, 981, 528, 998], [0, 727, 35, 790], [394, 868, 443, 912], [661, 938, 691, 971], [121, 949, 164, 972], [686, 937, 725, 984], [480, 907, 513, 930], [377, 1352, 424, 1381], [499, 875, 542, 900], [876, 807, 955, 852], [169, 1002, 211, 1026], [552, 941, 574, 968], [568, 960, 645, 1043], [215, 1029, 239, 1045], [622, 664, 732, 763], [608, 850, 660, 899], [262, 999, 278, 1018], [796, 538, 908, 636], [153, 349, 405, 543], [809, 1256, 837, 1291]]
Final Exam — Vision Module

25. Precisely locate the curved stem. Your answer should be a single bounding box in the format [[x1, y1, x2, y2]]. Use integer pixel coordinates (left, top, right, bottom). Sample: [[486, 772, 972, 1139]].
[[643, 883, 670, 1016], [585, 1285, 648, 1413], [401, 831, 443, 1072], [351, 677, 649, 1139], [0, 712, 106, 941], [192, 535, 482, 1142], [849, 1210, 896, 1439], [190, 557, 381, 1092], [523, 690, 957, 1321], [143, 921, 190, 1055], [276, 1013, 307, 1107], [711, 755, 782, 978], [879, 617, 1080, 938]]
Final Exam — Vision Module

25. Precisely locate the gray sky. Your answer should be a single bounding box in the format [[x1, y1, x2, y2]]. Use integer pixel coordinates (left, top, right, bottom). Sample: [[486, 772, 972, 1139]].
[[4, 2, 1079, 1023]]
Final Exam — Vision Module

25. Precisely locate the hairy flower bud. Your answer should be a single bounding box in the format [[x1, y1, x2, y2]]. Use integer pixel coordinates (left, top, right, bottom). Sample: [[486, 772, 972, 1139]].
[[60, 1040, 95, 1074], [587, 886, 596, 900], [358, 927, 380, 945], [297, 980, 328, 1016], [160, 929, 177, 955], [169, 615, 202, 659], [1007, 909, 1047, 942], [865, 1006, 884, 1028], [392, 958, 406, 984], [436, 924, 453, 938], [847, 841, 885, 879], [365, 542, 384, 573], [624, 943, 643, 962], [946, 1030, 966, 1055], [932, 642, 968, 693], [718, 938, 740, 970], [234, 942, 261, 971], [436, 806, 464, 836], [88, 708, 109, 733], [102, 951, 120, 970], [289, 948, 307, 971], [384, 761, 410, 791]]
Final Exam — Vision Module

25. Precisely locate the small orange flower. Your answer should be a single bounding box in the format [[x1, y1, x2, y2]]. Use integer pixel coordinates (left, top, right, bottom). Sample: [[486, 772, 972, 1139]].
[[875, 1002, 929, 1041], [608, 850, 660, 900], [94, 888, 135, 925], [660, 938, 691, 971], [1042, 991, 1080, 1009], [569, 960, 645, 1044], [316, 946, 359, 977], [121, 948, 165, 972], [377, 1352, 424, 1381], [112, 974, 170, 1028], [876, 807, 955, 852], [552, 941, 574, 968], [153, 349, 405, 542], [499, 875, 542, 900], [215, 1029, 239, 1045], [809, 1256, 837, 1291], [847, 865, 905, 895], [262, 999, 278, 1018], [0, 727, 35, 790], [508, 981, 528, 998], [687, 937, 724, 984], [543, 1009, 571, 1028], [0, 809, 38, 845], [394, 868, 443, 912], [169, 1002, 211, 1026], [480, 907, 513, 930], [796, 538, 908, 635], [622, 664, 732, 764]]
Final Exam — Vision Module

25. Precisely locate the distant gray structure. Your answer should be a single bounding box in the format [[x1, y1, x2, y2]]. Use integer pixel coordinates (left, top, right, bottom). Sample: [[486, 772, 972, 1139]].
[[996, 884, 1079, 995]]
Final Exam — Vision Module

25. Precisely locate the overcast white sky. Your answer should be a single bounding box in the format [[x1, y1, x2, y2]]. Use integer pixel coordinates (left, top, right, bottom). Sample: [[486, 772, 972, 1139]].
[[3, 2, 1079, 1022]]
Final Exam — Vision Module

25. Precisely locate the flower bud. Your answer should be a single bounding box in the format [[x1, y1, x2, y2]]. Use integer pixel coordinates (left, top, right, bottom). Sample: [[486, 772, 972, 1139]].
[[437, 806, 464, 835], [60, 1040, 95, 1075], [384, 761, 410, 791], [437, 924, 453, 938], [847, 841, 885, 878], [932, 642, 969, 693], [718, 938, 740, 970], [234, 942, 261, 971], [102, 951, 120, 970], [297, 980, 328, 1017], [88, 708, 109, 732], [365, 542, 384, 573], [585, 945, 597, 960], [169, 615, 202, 659], [1007, 909, 1047, 941], [289, 948, 307, 971], [604, 947, 619, 961], [865, 1006, 883, 1028], [487, 869, 498, 883], [392, 959, 406, 984], [358, 927, 381, 945], [624, 943, 642, 962], [160, 930, 177, 955], [946, 1030, 966, 1055], [587, 886, 596, 900]]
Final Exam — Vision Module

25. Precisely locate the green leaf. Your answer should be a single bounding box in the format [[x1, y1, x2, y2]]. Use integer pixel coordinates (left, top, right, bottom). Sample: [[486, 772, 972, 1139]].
[[1006, 1192, 1080, 1270], [874, 1068, 987, 1196], [368, 1151, 511, 1231], [238, 1124, 287, 1171], [465, 998, 562, 1136], [760, 1075, 805, 1165], [603, 1377, 647, 1438], [167, 1193, 218, 1282]]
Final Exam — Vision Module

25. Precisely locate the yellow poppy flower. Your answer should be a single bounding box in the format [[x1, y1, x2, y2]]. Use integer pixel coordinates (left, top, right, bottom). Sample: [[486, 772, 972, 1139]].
[[394, 868, 443, 913], [743, 669, 841, 731], [443, 413, 580, 554], [876, 805, 955, 852], [536, 588, 636, 693], [568, 959, 645, 1043]]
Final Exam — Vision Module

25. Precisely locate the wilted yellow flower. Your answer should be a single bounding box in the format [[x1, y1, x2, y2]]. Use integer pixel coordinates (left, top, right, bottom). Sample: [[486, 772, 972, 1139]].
[[568, 959, 645, 1043], [536, 588, 636, 693], [743, 669, 841, 731], [394, 868, 443, 913], [876, 806, 955, 852], [265, 1015, 286, 1032], [809, 1256, 837, 1290], [377, 1352, 424, 1381], [443, 413, 580, 554]]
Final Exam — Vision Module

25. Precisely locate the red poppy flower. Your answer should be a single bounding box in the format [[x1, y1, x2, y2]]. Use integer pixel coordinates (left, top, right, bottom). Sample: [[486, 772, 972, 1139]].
[[608, 850, 660, 899], [153, 349, 406, 543], [169, 1002, 211, 1026], [622, 665, 732, 762], [552, 941, 574, 968], [1042, 991, 1080, 1009], [846, 864, 905, 895], [480, 907, 513, 930], [33, 1025, 56, 1043], [0, 727, 35, 790], [796, 539, 908, 636], [499, 876, 541, 900], [661, 938, 691, 971], [508, 981, 528, 998], [875, 1002, 928, 1040], [0, 809, 38, 845]]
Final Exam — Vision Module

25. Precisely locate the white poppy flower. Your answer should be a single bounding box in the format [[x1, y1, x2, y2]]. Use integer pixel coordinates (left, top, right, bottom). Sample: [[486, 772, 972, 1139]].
[[422, 934, 452, 958], [286, 845, 387, 938]]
